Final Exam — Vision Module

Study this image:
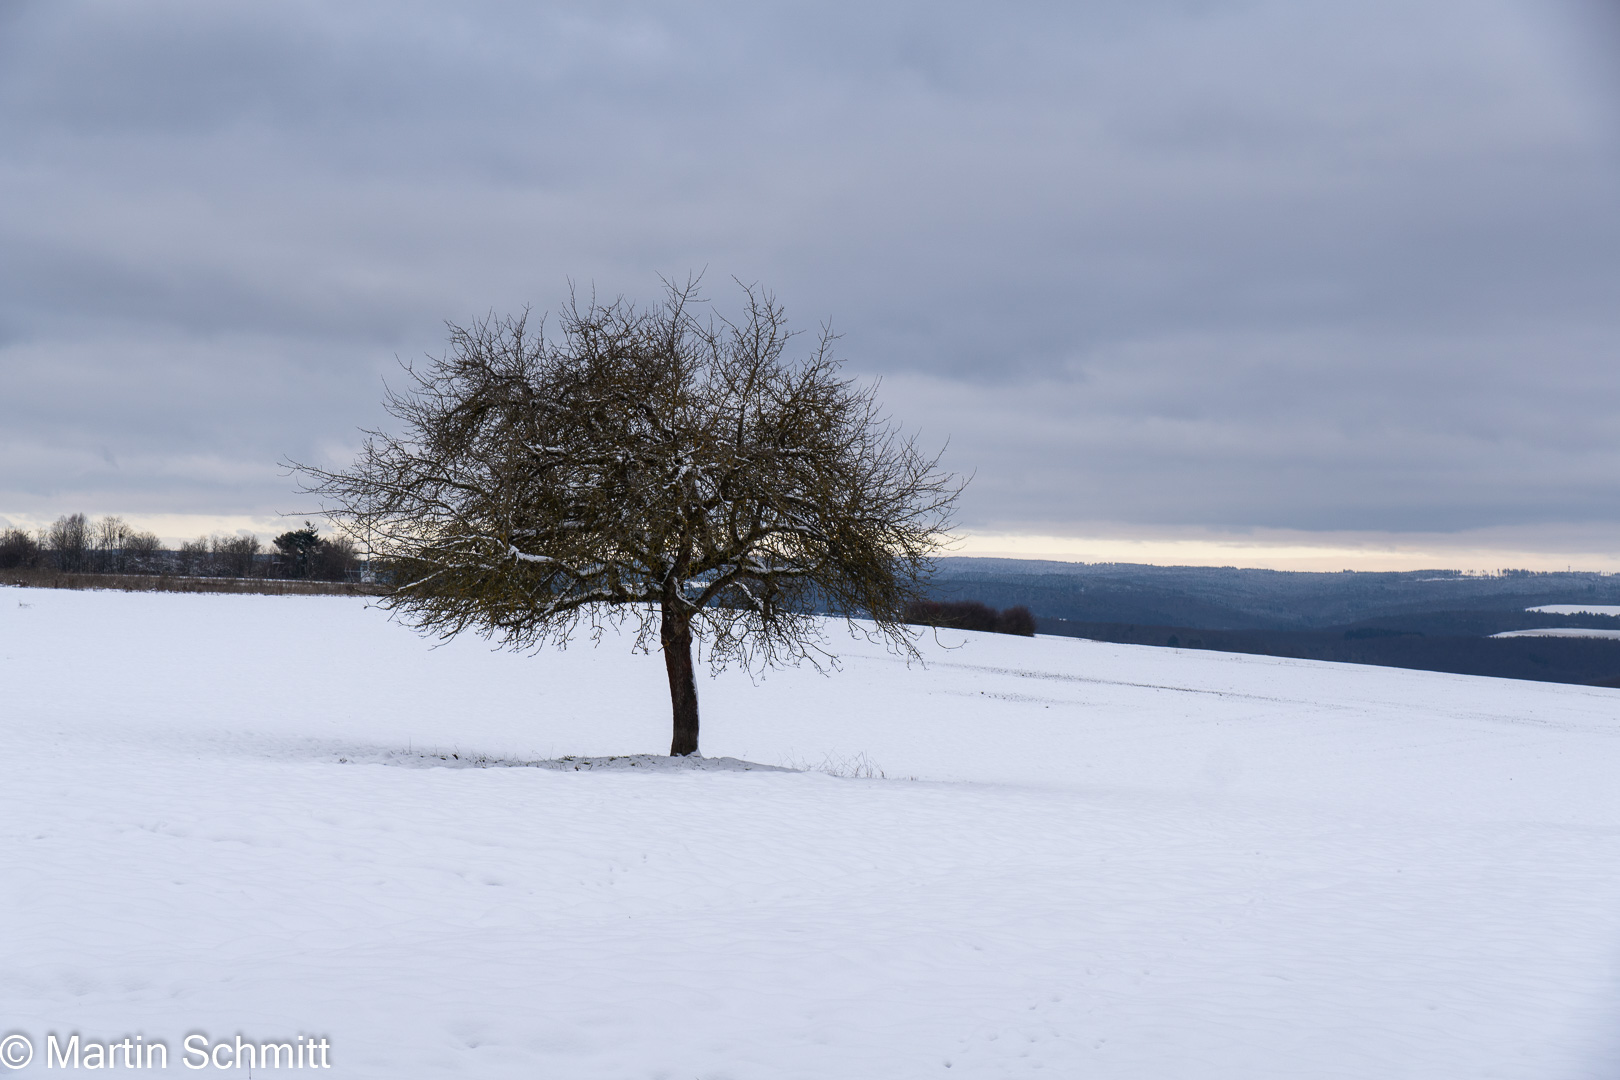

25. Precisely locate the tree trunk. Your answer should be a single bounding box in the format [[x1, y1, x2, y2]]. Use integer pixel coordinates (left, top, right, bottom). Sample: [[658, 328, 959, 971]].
[[661, 605, 700, 756]]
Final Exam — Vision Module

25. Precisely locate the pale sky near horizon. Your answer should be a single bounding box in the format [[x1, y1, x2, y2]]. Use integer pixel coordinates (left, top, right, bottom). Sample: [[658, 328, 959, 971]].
[[3, 1, 1619, 571]]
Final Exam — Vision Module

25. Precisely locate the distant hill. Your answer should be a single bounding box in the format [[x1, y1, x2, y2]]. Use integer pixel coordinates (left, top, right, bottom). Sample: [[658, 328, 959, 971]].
[[923, 557, 1620, 687], [926, 558, 1620, 631]]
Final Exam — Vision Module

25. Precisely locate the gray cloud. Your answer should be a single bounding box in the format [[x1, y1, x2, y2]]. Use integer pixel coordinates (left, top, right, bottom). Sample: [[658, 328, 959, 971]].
[[2, 0, 1617, 550]]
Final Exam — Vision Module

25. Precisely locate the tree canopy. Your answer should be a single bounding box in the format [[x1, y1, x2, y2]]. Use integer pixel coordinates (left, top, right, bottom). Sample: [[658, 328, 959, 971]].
[[296, 279, 962, 754]]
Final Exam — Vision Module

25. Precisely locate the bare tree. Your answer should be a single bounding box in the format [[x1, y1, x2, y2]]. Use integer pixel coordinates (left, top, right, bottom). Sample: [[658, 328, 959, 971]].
[[178, 537, 211, 576], [211, 534, 262, 578], [92, 515, 134, 573], [47, 513, 90, 572], [295, 279, 962, 755], [123, 530, 163, 573]]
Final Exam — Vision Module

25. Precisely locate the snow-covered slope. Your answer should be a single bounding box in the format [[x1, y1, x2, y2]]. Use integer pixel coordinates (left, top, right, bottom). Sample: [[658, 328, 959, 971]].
[[3, 587, 1620, 1078], [1493, 627, 1620, 639]]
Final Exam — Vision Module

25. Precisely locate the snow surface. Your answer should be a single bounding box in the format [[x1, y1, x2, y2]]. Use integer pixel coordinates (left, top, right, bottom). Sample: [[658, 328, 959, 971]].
[[1529, 604, 1620, 617], [1492, 628, 1620, 639], [4, 586, 1620, 1078]]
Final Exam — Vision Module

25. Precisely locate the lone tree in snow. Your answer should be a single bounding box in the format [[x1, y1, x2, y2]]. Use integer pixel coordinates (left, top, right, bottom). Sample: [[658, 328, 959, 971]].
[[294, 279, 962, 755]]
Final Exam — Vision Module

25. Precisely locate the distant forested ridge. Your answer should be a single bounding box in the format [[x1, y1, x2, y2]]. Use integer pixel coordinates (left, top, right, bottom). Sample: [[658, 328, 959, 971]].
[[926, 558, 1620, 631], [924, 558, 1620, 687]]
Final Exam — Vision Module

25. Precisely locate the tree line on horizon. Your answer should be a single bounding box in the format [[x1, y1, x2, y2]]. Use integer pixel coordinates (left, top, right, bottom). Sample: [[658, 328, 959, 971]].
[[0, 514, 362, 582]]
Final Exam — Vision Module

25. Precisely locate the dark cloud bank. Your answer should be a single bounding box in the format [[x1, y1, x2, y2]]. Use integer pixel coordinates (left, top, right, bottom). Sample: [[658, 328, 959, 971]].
[[2, 1, 1618, 562]]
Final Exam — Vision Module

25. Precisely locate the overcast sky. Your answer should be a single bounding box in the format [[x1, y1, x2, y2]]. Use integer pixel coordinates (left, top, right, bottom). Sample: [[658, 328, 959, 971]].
[[3, 0, 1618, 569]]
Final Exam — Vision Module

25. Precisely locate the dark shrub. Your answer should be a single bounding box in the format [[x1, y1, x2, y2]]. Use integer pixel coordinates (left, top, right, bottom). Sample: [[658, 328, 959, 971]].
[[273, 523, 322, 578], [312, 534, 359, 581], [0, 527, 40, 569], [905, 599, 1032, 636], [996, 605, 1035, 636], [274, 523, 359, 580]]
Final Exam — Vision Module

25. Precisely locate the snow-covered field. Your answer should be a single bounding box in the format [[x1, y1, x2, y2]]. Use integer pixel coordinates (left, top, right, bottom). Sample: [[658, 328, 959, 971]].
[[4, 587, 1620, 1079], [1492, 628, 1620, 639]]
